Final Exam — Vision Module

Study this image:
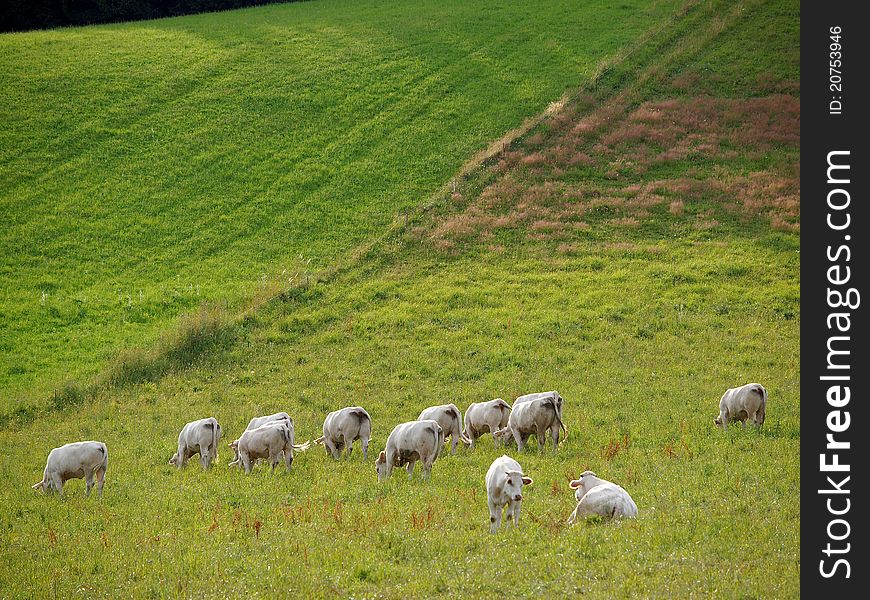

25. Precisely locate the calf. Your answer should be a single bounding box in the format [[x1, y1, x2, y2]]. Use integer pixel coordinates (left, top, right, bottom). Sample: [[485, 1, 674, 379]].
[[32, 441, 108, 497], [375, 420, 444, 481], [567, 471, 637, 523], [314, 406, 372, 459], [493, 394, 563, 451], [462, 399, 511, 448], [714, 383, 767, 430], [514, 390, 567, 439], [169, 417, 222, 469], [418, 403, 464, 454], [229, 421, 310, 474], [485, 455, 533, 533]]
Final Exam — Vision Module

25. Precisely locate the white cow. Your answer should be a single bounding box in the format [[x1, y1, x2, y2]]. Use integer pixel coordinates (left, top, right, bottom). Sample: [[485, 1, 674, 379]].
[[714, 383, 767, 430], [567, 471, 637, 522], [169, 417, 222, 469], [228, 421, 310, 474], [246, 411, 292, 431], [314, 406, 372, 460], [32, 441, 108, 497], [485, 455, 533, 533], [514, 390, 567, 439], [462, 399, 511, 448], [493, 394, 564, 451], [376, 420, 444, 482], [418, 403, 464, 454]]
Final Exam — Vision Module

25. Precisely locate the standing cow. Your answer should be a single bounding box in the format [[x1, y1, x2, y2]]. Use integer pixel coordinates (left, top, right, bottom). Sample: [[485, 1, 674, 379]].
[[169, 417, 222, 469], [32, 441, 108, 497], [315, 406, 372, 460], [229, 420, 310, 474], [462, 399, 511, 448], [493, 394, 564, 451], [514, 391, 567, 439], [714, 383, 767, 430], [418, 403, 464, 454], [567, 471, 637, 523], [246, 411, 292, 431], [485, 455, 533, 533], [376, 420, 444, 482]]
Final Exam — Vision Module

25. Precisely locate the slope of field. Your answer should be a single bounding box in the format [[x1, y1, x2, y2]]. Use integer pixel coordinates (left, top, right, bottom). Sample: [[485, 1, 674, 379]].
[[0, 0, 799, 597], [0, 0, 682, 409]]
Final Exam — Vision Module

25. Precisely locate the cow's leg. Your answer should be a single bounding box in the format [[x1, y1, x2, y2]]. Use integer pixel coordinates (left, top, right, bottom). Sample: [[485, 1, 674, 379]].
[[361, 437, 369, 460], [537, 427, 547, 452], [406, 460, 416, 478], [514, 430, 524, 452], [450, 433, 458, 455], [568, 504, 579, 525], [550, 425, 560, 451], [95, 466, 106, 497], [488, 502, 502, 534], [51, 473, 64, 497], [344, 434, 354, 459], [242, 453, 253, 475], [200, 449, 210, 469], [719, 408, 729, 431], [85, 470, 95, 496], [512, 501, 522, 527], [284, 449, 294, 471], [326, 438, 341, 460]]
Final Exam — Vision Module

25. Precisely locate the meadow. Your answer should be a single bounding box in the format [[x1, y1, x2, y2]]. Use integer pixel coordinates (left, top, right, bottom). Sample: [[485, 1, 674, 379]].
[[0, 0, 800, 597], [0, 0, 681, 410]]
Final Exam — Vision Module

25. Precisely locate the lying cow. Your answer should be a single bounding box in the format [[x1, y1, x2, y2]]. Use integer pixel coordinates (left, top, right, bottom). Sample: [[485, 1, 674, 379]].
[[485, 455, 533, 533], [462, 398, 511, 448], [314, 406, 372, 460], [514, 390, 567, 439], [567, 471, 637, 523], [229, 420, 310, 474], [493, 394, 564, 451], [32, 441, 108, 497], [714, 383, 767, 430], [169, 417, 222, 469], [376, 419, 444, 482], [418, 403, 464, 454]]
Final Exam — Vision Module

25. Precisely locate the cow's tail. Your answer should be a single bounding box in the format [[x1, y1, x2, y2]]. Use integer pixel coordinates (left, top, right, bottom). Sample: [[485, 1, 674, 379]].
[[356, 409, 372, 442], [313, 436, 325, 445], [754, 385, 767, 426], [212, 421, 221, 462], [99, 442, 109, 474], [449, 404, 463, 439], [293, 440, 312, 452]]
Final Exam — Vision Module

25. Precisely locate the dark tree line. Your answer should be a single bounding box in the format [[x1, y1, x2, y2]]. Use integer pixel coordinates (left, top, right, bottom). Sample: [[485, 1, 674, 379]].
[[2, 1, 296, 33]]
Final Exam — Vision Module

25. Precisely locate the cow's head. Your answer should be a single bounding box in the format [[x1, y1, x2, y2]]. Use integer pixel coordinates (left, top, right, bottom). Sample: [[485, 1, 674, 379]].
[[503, 470, 532, 502], [169, 452, 179, 466], [569, 470, 598, 501], [375, 451, 388, 482], [714, 415, 724, 427], [493, 427, 513, 445]]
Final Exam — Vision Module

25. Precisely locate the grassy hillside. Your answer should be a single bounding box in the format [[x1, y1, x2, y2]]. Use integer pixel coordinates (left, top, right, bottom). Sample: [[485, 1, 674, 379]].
[[0, 0, 799, 597], [0, 0, 681, 410]]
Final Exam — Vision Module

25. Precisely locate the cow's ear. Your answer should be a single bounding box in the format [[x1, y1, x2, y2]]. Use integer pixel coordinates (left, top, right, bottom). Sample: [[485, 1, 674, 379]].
[[569, 479, 582, 489], [522, 476, 533, 486], [378, 451, 386, 462]]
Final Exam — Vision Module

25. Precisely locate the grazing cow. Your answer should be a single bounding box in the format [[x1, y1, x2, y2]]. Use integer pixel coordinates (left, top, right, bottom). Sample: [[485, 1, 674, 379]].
[[246, 411, 292, 431], [375, 420, 444, 482], [418, 403, 464, 454], [169, 417, 222, 469], [714, 383, 767, 430], [567, 471, 637, 523], [32, 441, 108, 497], [514, 391, 567, 439], [228, 421, 310, 474], [493, 394, 564, 451], [462, 399, 511, 448], [314, 406, 372, 460], [485, 455, 533, 533]]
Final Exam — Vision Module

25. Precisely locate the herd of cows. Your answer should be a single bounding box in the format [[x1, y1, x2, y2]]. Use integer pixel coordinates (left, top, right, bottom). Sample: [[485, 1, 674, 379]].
[[31, 383, 769, 532]]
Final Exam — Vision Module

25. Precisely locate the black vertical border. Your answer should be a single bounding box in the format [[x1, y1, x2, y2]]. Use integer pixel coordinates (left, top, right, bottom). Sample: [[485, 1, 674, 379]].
[[801, 2, 868, 596]]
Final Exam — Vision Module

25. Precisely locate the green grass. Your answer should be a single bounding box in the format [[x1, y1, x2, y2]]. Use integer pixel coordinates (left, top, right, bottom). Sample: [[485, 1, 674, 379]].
[[0, 0, 799, 597], [0, 0, 681, 409]]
